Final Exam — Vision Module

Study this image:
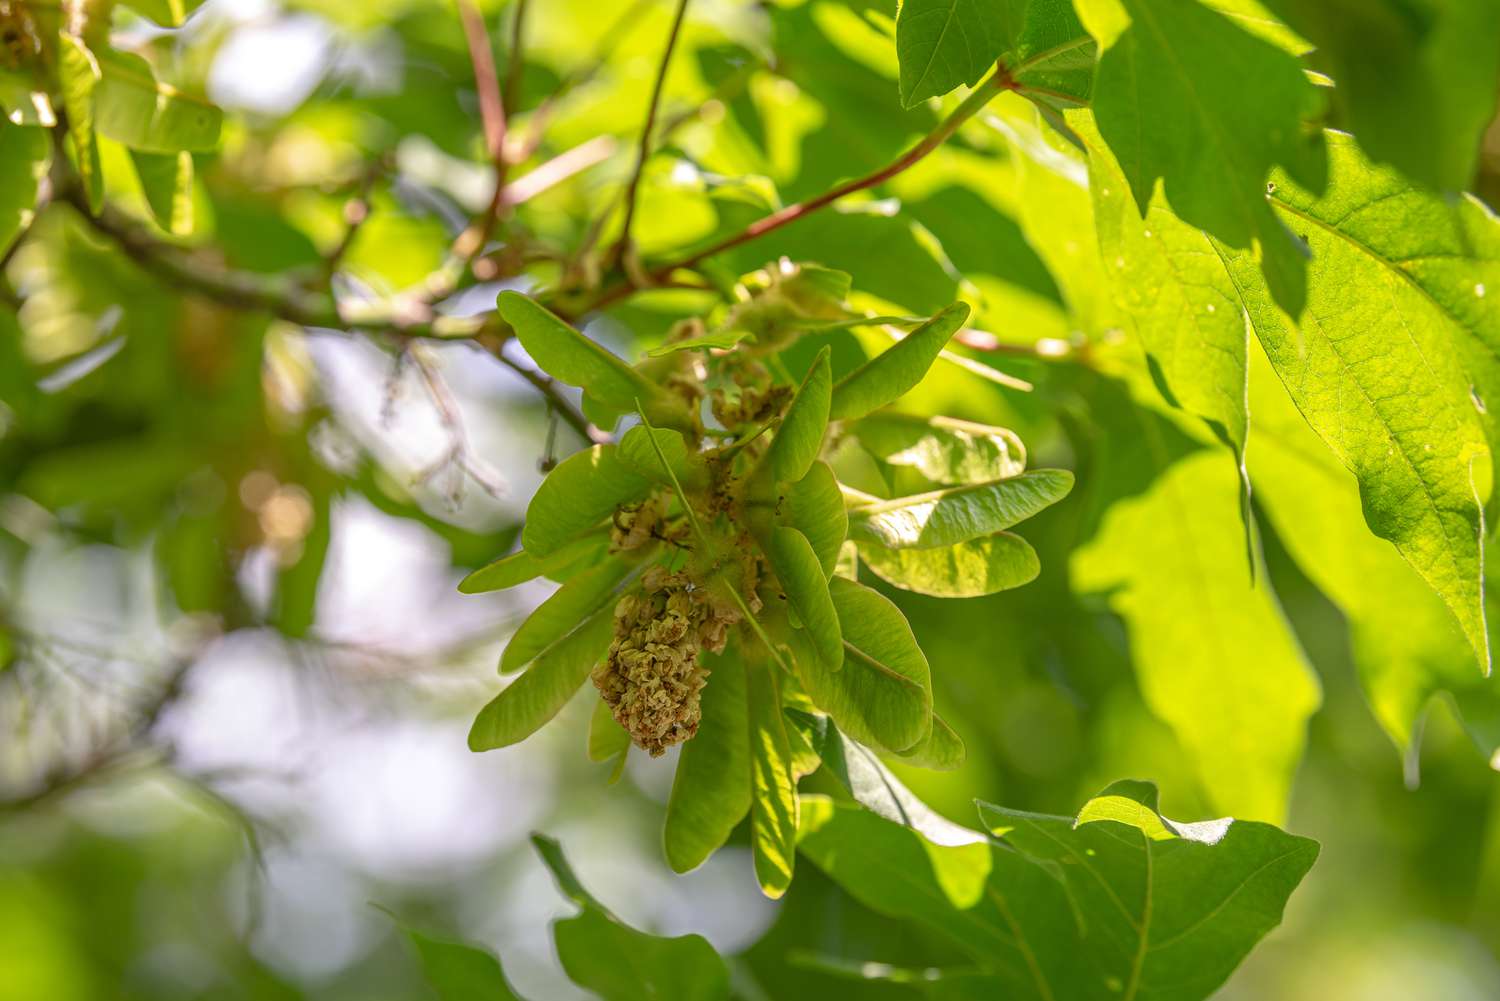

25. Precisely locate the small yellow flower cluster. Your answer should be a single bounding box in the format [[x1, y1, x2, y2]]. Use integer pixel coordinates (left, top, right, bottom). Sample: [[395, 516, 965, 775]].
[[592, 566, 741, 756]]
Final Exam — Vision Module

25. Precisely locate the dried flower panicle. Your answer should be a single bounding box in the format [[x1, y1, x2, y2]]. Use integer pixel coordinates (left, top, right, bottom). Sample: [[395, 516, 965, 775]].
[[592, 566, 741, 756]]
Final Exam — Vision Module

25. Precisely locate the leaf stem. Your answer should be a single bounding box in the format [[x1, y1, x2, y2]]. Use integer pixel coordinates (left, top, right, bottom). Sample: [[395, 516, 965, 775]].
[[610, 0, 692, 266]]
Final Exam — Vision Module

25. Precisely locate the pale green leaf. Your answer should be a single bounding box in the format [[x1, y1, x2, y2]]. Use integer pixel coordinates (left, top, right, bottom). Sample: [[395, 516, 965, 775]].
[[499, 556, 635, 674], [766, 526, 842, 672], [95, 51, 222, 153], [0, 71, 55, 126], [58, 34, 103, 215], [780, 460, 847, 578], [846, 469, 1073, 550], [1072, 375, 1319, 822], [759, 347, 832, 486], [459, 536, 607, 594], [747, 657, 797, 899], [853, 412, 1026, 485], [1080, 112, 1250, 463], [533, 835, 731, 1001], [1248, 341, 1500, 764], [521, 445, 649, 557], [1226, 132, 1493, 669], [1075, 0, 1326, 313], [468, 605, 614, 751], [829, 303, 970, 421], [121, 0, 210, 26], [129, 150, 194, 236], [859, 531, 1039, 597], [587, 698, 630, 764], [664, 647, 752, 873]]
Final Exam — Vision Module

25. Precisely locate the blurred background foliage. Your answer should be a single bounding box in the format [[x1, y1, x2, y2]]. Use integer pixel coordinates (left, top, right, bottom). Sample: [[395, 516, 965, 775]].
[[3, 0, 1500, 998]]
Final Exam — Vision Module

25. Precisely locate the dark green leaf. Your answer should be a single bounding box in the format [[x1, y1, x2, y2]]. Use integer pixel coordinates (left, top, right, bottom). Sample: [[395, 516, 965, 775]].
[[759, 347, 832, 486], [401, 926, 528, 1001]]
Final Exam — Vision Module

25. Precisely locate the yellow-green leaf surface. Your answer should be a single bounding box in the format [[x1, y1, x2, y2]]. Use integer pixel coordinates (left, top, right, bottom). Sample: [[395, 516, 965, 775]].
[[747, 658, 797, 898], [664, 648, 752, 873], [129, 150, 194, 235], [58, 34, 103, 214], [846, 469, 1073, 550], [859, 531, 1039, 598], [521, 445, 649, 557], [498, 291, 683, 426], [766, 526, 842, 671], [400, 926, 529, 1001], [499, 556, 635, 674], [586, 698, 630, 764], [1081, 112, 1249, 464], [459, 536, 606, 594], [95, 51, 222, 153], [1248, 342, 1500, 764], [1076, 0, 1326, 314], [1228, 133, 1493, 670], [0, 70, 55, 126], [760, 347, 831, 486], [780, 460, 846, 578], [793, 577, 932, 754], [890, 712, 966, 771], [829, 303, 969, 421], [1073, 375, 1319, 822], [853, 412, 1026, 485], [468, 605, 614, 751]]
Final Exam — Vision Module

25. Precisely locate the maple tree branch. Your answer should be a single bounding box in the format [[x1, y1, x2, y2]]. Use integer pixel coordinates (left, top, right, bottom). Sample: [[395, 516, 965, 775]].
[[578, 66, 1015, 315], [610, 0, 691, 265], [52, 179, 600, 445]]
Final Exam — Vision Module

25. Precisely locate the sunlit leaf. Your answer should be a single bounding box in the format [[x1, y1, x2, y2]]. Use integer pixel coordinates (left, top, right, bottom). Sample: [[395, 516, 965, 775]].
[[895, 0, 1009, 108], [95, 50, 222, 153], [859, 531, 1039, 597], [846, 469, 1073, 550], [747, 656, 798, 899], [853, 412, 1026, 485], [0, 122, 47, 255], [829, 303, 970, 421], [57, 34, 103, 215], [129, 150, 194, 236]]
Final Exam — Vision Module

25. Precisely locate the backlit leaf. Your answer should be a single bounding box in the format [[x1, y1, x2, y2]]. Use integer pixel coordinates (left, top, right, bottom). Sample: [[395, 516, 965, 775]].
[[95, 50, 222, 153], [859, 531, 1039, 597], [853, 412, 1026, 485], [829, 303, 970, 421], [499, 555, 636, 674], [846, 469, 1073, 550], [747, 656, 798, 899]]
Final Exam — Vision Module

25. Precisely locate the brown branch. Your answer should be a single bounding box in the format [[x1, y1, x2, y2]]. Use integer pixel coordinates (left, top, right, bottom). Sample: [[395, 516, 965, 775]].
[[577, 66, 1015, 316], [609, 0, 692, 266], [53, 178, 602, 444]]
